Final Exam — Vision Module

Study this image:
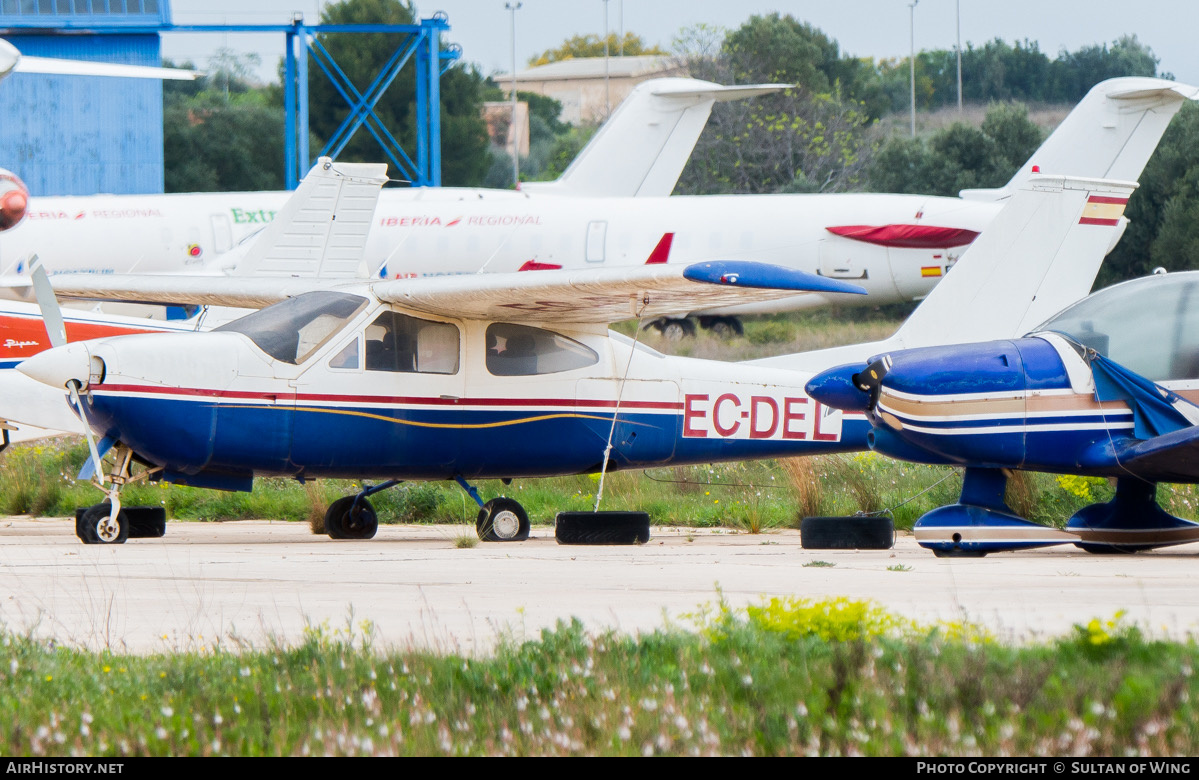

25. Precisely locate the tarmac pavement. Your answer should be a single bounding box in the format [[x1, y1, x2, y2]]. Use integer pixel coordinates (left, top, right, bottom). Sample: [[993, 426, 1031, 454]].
[[0, 516, 1197, 654]]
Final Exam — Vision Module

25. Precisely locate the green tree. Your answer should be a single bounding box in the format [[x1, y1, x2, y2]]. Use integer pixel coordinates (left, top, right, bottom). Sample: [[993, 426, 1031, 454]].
[[1097, 101, 1199, 286], [674, 17, 879, 195], [307, 0, 489, 187], [163, 51, 289, 191], [866, 103, 1043, 196], [529, 33, 665, 66]]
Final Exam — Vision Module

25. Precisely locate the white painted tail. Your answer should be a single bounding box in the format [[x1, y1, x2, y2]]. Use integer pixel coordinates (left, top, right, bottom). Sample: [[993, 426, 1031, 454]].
[[961, 77, 1199, 202], [755, 175, 1137, 372], [231, 157, 388, 279], [521, 78, 784, 198]]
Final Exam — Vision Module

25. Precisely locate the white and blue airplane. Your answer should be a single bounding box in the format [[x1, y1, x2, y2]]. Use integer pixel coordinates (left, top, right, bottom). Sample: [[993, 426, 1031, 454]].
[[807, 268, 1199, 558], [15, 172, 1136, 545]]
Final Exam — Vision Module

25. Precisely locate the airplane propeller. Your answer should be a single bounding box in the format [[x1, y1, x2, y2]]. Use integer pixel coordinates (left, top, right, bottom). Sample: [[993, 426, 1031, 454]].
[[28, 257, 108, 488], [804, 355, 892, 415], [853, 355, 892, 414]]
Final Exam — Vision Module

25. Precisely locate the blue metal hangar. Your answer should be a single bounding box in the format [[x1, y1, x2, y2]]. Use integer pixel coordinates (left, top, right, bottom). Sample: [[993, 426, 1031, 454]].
[[0, 1, 170, 197]]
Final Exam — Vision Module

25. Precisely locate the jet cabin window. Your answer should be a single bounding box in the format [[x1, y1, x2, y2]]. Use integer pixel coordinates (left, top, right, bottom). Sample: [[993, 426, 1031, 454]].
[[486, 323, 599, 376], [1036, 274, 1199, 382], [365, 311, 460, 374], [215, 292, 367, 365]]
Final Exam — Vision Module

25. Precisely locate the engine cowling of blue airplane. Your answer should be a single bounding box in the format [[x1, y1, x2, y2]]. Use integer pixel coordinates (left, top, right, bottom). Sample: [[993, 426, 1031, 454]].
[[808, 337, 1074, 468]]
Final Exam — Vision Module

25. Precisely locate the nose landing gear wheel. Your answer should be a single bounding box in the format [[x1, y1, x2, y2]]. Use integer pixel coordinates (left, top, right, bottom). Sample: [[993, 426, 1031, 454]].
[[325, 496, 379, 540], [476, 498, 530, 542], [76, 503, 129, 545]]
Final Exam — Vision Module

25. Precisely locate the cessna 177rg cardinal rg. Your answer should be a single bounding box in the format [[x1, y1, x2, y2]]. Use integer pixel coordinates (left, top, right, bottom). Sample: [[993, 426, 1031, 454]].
[[16, 172, 1136, 544]]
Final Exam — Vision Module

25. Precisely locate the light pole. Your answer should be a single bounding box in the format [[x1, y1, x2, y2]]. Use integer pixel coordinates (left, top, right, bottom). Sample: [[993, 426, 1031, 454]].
[[506, 1, 522, 186], [909, 0, 918, 136], [603, 0, 611, 116], [956, 0, 963, 111]]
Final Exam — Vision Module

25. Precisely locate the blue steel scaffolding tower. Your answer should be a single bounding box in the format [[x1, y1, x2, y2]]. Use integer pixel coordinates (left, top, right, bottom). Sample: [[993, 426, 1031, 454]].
[[0, 3, 456, 193]]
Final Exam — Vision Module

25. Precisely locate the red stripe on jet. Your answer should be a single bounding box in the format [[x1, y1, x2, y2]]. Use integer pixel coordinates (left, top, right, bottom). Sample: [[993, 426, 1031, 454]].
[[644, 232, 674, 264], [518, 260, 562, 271], [1086, 196, 1129, 205], [1078, 217, 1120, 226], [826, 224, 980, 249]]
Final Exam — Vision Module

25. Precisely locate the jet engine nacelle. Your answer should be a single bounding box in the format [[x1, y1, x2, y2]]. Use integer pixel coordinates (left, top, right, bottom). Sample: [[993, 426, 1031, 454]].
[[0, 169, 29, 231]]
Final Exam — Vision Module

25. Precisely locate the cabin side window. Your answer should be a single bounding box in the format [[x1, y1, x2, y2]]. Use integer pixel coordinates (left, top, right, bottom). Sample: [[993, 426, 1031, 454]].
[[485, 323, 599, 376], [365, 311, 460, 375]]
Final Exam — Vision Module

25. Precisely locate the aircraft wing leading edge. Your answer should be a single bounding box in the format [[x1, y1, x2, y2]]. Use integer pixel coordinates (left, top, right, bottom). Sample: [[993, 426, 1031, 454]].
[[46, 261, 865, 325]]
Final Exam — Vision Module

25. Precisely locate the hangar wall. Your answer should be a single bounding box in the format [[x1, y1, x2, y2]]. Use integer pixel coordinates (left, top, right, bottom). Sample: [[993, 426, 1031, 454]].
[[0, 3, 169, 196]]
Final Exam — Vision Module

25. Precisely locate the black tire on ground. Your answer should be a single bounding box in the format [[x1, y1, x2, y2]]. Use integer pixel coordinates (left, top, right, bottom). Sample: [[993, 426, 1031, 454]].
[[125, 506, 167, 539], [658, 318, 696, 340], [476, 497, 530, 542], [800, 515, 894, 550], [324, 496, 379, 540], [76, 503, 129, 545], [555, 511, 651, 545]]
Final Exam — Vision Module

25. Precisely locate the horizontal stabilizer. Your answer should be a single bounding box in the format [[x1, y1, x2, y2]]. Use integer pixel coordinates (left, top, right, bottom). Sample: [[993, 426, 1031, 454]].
[[521, 77, 785, 198]]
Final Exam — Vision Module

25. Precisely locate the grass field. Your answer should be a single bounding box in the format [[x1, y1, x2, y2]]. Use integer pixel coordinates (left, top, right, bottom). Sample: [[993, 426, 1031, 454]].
[[1, 598, 1196, 756]]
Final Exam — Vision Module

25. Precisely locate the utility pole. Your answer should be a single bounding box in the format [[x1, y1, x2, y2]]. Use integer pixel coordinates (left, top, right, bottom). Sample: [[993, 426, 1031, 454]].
[[506, 1, 522, 186], [909, 0, 918, 136], [603, 0, 611, 116], [956, 0, 963, 111]]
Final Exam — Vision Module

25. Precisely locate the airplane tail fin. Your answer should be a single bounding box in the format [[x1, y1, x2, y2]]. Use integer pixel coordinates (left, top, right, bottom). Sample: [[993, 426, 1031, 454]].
[[228, 157, 388, 279], [520, 78, 784, 198], [960, 77, 1198, 202], [752, 175, 1137, 372]]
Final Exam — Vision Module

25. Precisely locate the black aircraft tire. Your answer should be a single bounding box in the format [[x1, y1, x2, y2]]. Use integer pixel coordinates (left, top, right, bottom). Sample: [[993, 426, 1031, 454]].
[[476, 498, 530, 542], [325, 496, 379, 540], [800, 515, 894, 550], [555, 511, 651, 545], [77, 503, 129, 545], [125, 506, 167, 539]]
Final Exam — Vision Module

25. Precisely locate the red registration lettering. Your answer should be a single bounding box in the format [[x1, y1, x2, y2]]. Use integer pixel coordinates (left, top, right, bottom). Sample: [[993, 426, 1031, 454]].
[[683, 394, 709, 438], [811, 400, 839, 441], [749, 396, 779, 439], [712, 393, 741, 437], [782, 397, 808, 440]]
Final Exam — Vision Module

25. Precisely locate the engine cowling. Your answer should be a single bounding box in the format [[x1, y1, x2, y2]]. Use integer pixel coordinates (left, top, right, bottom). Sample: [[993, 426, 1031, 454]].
[[0, 169, 29, 231]]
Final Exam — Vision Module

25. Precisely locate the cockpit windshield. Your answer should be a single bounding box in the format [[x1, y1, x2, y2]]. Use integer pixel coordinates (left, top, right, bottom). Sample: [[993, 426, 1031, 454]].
[[1034, 272, 1199, 382], [216, 292, 368, 364]]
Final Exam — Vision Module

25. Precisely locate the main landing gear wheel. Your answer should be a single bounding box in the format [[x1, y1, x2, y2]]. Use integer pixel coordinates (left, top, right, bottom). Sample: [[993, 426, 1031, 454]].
[[477, 498, 530, 542], [800, 515, 894, 550], [76, 503, 129, 545], [656, 318, 695, 340], [555, 511, 651, 545], [699, 316, 744, 338], [325, 496, 379, 540]]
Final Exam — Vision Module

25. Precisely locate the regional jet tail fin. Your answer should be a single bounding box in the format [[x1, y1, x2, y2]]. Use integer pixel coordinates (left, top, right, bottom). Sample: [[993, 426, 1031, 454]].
[[960, 77, 1199, 202], [751, 175, 1137, 373], [228, 157, 388, 279], [521, 78, 785, 198]]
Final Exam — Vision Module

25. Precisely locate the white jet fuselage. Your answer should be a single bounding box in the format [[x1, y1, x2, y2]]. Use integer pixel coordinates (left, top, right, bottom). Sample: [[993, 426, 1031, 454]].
[[1, 187, 1000, 315]]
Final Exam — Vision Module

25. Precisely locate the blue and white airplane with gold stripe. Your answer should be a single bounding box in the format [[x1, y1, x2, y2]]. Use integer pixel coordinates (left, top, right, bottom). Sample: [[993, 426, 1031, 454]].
[[15, 173, 1136, 546], [808, 267, 1199, 557]]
